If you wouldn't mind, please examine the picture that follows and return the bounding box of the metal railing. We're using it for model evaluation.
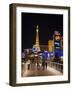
[48,61,63,73]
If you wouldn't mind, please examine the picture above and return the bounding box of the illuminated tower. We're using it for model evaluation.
[35,25,40,51]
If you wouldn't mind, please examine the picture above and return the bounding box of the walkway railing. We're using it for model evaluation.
[48,61,63,73]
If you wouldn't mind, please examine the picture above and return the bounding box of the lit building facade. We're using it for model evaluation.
[54,31,63,57]
[48,40,54,52]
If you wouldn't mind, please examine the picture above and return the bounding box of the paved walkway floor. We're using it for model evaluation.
[22,64,63,77]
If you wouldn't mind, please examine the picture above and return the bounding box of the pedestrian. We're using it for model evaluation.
[45,61,47,69]
[27,59,30,70]
[42,61,45,70]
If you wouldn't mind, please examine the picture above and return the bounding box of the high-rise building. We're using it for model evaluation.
[48,40,54,52]
[54,31,61,50]
[54,31,63,57]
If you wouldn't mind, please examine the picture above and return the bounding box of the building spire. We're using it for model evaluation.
[36,25,39,32]
[35,25,40,51]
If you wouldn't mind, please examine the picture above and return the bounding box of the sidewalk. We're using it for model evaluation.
[22,64,63,77]
[47,66,63,75]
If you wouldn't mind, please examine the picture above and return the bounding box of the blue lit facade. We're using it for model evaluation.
[54,31,63,57]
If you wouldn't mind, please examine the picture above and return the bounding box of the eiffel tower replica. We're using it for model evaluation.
[35,25,40,52]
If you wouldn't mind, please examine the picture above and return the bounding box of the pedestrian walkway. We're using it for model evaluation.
[22,64,63,77]
[47,66,62,75]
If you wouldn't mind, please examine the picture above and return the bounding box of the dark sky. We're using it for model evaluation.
[22,12,63,50]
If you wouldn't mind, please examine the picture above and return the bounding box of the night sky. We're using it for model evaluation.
[22,12,63,51]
